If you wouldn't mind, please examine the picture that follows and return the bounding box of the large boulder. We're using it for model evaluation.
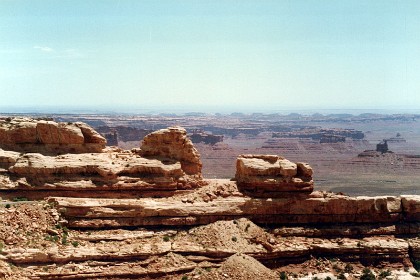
[235,154,313,196]
[140,127,202,175]
[0,118,106,154]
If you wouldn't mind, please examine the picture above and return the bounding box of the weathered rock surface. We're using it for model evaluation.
[1,217,415,279]
[0,122,205,195]
[0,118,106,154]
[140,126,202,175]
[46,182,418,228]
[235,154,313,195]
[2,149,201,194]
[0,149,20,169]
[401,195,420,222]
[0,120,418,279]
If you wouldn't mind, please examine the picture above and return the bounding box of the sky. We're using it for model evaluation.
[1,0,420,113]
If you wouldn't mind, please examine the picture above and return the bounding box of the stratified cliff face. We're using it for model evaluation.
[235,154,313,196]
[0,118,106,154]
[0,119,419,280]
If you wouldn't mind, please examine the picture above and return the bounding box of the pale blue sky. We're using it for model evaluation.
[1,0,420,112]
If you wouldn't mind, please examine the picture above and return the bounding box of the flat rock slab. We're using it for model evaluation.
[48,193,415,228]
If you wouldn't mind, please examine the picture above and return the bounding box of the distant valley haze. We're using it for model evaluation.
[1,0,420,113]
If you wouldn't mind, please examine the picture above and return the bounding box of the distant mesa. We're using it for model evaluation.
[96,126,153,147]
[376,140,389,153]
[358,139,394,157]
[385,133,407,143]
[319,134,346,143]
[272,127,364,143]
[190,129,223,145]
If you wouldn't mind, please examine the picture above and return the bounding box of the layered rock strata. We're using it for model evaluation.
[1,216,417,279]
[235,154,313,195]
[0,119,419,278]
[0,118,106,154]
[48,184,419,228]
[5,150,200,192]
[0,120,203,196]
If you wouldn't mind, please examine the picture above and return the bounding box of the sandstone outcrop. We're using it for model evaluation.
[0,119,419,279]
[140,126,202,175]
[0,150,202,196]
[0,120,204,196]
[235,154,313,195]
[1,213,416,279]
[0,118,106,154]
[0,149,20,169]
[46,182,418,228]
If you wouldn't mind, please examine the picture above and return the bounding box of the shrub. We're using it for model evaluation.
[12,197,28,202]
[378,270,391,279]
[71,241,79,247]
[61,233,68,245]
[163,236,170,242]
[414,259,420,271]
[245,223,251,232]
[5,204,11,209]
[280,271,288,280]
[337,272,346,280]
[181,276,188,280]
[344,263,353,273]
[361,268,376,280]
[231,236,237,242]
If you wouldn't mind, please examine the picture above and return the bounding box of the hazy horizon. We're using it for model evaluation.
[1,1,420,111]
[1,104,420,116]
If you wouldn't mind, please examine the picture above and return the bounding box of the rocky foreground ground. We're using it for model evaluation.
[0,118,419,279]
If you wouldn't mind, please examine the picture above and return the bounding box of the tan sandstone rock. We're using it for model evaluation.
[6,150,200,192]
[140,126,202,175]
[48,188,409,228]
[0,118,106,154]
[401,195,420,222]
[235,154,313,195]
[0,149,21,169]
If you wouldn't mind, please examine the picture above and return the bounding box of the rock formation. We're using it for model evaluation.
[235,154,313,195]
[140,126,202,175]
[0,117,106,154]
[190,130,224,145]
[48,189,420,228]
[0,118,418,279]
[0,119,203,196]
